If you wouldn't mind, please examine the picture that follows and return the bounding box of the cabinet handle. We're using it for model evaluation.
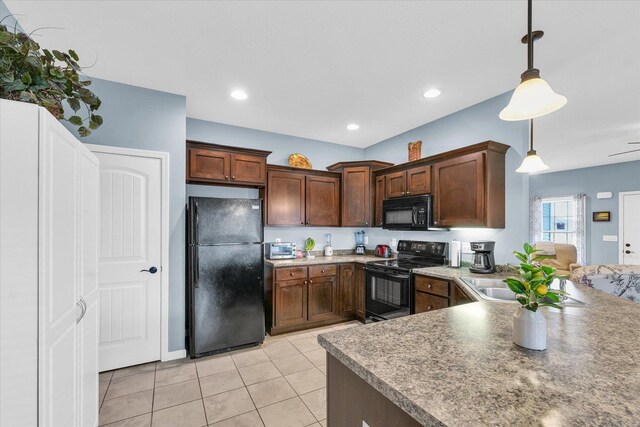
[290,272,295,276]
[401,191,405,195]
[306,221,310,225]
[427,305,432,311]
[321,269,325,273]
[232,176,236,180]
[406,191,410,195]
[304,280,308,285]
[309,279,313,283]
[300,221,304,225]
[225,175,229,180]
[365,222,368,225]
[427,284,432,289]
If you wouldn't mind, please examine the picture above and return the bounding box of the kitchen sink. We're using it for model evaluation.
[462,278,586,307]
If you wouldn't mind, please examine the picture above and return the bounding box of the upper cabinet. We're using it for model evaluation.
[374,141,509,229]
[382,165,431,199]
[433,145,506,228]
[186,140,271,187]
[266,165,341,227]
[326,161,393,227]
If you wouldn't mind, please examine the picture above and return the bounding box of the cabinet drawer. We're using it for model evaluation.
[414,275,449,297]
[276,267,308,281]
[309,264,337,278]
[414,291,449,313]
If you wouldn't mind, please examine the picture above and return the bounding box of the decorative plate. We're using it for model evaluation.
[288,153,312,169]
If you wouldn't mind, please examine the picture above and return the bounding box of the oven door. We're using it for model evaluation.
[365,268,411,321]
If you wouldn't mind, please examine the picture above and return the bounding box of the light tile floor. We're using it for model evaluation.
[99,321,360,426]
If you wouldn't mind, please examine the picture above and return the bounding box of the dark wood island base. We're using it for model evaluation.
[326,354,423,427]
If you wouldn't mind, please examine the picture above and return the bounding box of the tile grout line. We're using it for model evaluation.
[149,362,157,426]
[216,355,264,426]
[194,357,211,427]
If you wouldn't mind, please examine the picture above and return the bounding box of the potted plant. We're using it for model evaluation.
[504,243,567,350]
[0,19,102,136]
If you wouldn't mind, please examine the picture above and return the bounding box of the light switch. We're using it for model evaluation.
[603,235,618,242]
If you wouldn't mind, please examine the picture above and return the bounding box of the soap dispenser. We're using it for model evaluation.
[324,233,333,257]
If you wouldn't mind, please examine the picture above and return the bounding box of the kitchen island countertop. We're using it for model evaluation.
[318,266,640,426]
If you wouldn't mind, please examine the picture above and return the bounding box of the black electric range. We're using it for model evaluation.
[364,240,448,322]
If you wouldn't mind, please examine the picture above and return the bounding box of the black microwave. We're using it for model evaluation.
[382,195,445,231]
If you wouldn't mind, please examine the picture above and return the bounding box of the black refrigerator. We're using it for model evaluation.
[187,197,265,358]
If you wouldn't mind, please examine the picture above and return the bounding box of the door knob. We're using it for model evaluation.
[626,243,631,247]
[141,266,158,274]
[625,250,634,254]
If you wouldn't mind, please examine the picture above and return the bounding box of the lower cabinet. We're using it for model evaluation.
[355,264,366,321]
[413,274,477,314]
[266,263,360,335]
[308,276,337,322]
[274,279,308,328]
[338,264,356,317]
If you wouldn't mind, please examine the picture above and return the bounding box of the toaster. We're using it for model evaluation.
[374,244,392,258]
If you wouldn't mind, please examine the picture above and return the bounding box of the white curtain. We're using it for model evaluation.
[573,193,587,265]
[529,197,543,244]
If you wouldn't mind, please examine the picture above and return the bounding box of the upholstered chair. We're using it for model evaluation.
[534,242,581,277]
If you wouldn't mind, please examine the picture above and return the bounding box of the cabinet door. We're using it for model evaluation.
[39,112,80,426]
[267,171,306,226]
[78,149,100,427]
[406,165,431,196]
[230,153,266,185]
[385,171,406,198]
[308,276,337,322]
[306,175,340,226]
[433,152,485,227]
[188,148,231,182]
[454,284,474,306]
[414,291,449,313]
[355,265,366,321]
[374,175,385,227]
[338,264,356,317]
[275,280,308,327]
[342,167,371,226]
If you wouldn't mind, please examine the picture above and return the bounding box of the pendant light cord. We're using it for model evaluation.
[529,119,534,153]
[527,0,533,71]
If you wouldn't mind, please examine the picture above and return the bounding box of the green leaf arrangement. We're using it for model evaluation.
[504,243,568,312]
[0,18,102,136]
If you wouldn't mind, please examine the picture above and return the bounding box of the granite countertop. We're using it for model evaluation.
[265,254,393,267]
[318,266,640,426]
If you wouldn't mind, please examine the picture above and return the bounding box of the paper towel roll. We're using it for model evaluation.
[450,240,461,268]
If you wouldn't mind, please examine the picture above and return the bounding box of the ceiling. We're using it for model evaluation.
[4,1,640,172]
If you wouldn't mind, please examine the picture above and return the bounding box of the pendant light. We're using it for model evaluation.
[500,0,567,121]
[516,119,549,173]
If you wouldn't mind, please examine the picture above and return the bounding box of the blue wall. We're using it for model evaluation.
[364,92,530,264]
[530,160,640,264]
[61,79,187,352]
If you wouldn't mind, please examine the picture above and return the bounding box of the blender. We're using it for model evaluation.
[355,230,366,255]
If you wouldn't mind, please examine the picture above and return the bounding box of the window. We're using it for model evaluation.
[540,197,576,244]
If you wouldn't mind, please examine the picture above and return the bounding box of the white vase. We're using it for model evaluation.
[512,307,547,350]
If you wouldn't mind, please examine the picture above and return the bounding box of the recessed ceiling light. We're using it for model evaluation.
[347,123,360,131]
[422,88,441,99]
[230,89,248,100]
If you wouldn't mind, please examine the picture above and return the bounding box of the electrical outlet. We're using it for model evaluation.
[603,235,618,242]
[461,242,472,253]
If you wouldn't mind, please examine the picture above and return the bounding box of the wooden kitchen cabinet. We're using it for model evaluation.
[405,165,431,196]
[266,166,341,227]
[414,274,451,314]
[266,263,357,335]
[305,175,340,226]
[453,283,475,306]
[275,279,308,328]
[415,291,449,313]
[433,143,507,228]
[308,276,337,322]
[374,175,385,227]
[326,161,393,227]
[385,171,406,198]
[338,264,356,317]
[355,264,366,321]
[186,141,270,187]
[267,170,306,226]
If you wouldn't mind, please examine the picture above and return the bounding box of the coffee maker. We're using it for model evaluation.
[469,241,496,274]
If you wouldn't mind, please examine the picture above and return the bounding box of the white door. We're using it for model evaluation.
[621,192,640,265]
[39,112,80,426]
[92,148,163,371]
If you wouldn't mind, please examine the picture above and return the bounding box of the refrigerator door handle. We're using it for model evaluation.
[193,201,199,245]
[193,246,200,288]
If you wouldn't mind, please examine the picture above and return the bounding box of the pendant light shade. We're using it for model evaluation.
[500,0,566,122]
[499,75,567,121]
[516,150,549,173]
[516,119,549,174]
